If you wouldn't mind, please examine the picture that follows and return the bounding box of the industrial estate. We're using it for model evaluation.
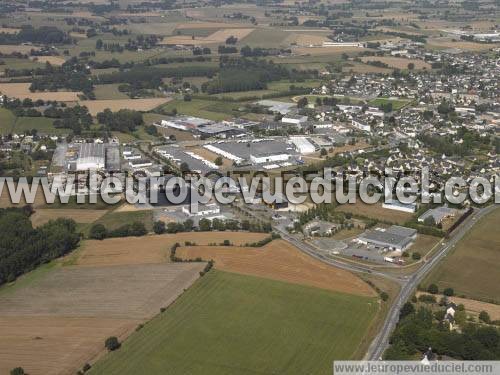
[0,0,499,374]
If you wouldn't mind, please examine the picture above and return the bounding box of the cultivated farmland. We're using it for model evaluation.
[162,28,254,45]
[0,316,138,375]
[0,263,204,375]
[80,98,171,115]
[360,56,431,70]
[73,232,269,267]
[90,270,379,375]
[176,239,376,296]
[0,83,81,102]
[423,207,500,303]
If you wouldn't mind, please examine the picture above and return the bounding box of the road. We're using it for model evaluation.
[365,204,498,360]
[239,202,497,360]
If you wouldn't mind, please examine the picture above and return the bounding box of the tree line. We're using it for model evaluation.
[0,25,72,45]
[0,207,80,285]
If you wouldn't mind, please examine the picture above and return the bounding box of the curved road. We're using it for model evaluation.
[365,205,498,360]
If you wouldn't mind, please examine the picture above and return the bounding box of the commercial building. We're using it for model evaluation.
[182,202,221,217]
[282,114,308,126]
[352,118,371,133]
[76,143,105,171]
[418,206,457,224]
[105,146,121,172]
[382,200,417,213]
[256,100,296,114]
[159,116,212,131]
[204,139,300,166]
[129,159,153,169]
[289,136,316,154]
[155,145,218,174]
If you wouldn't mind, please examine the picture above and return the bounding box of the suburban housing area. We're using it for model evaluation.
[0,0,499,374]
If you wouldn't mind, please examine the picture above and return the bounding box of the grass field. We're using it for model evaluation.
[93,84,130,100]
[423,207,500,303]
[160,99,235,121]
[90,270,379,375]
[369,97,411,111]
[177,239,376,296]
[0,108,16,133]
[30,209,107,228]
[87,209,154,234]
[0,112,63,135]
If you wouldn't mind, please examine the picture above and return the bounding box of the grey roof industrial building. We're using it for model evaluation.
[155,145,218,174]
[358,225,417,251]
[204,139,299,165]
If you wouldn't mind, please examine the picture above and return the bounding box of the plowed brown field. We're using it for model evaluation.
[0,316,138,375]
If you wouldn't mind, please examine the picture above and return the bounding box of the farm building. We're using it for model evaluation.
[358,225,417,252]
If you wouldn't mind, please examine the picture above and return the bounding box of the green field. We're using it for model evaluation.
[160,99,237,121]
[87,209,154,234]
[368,98,411,111]
[0,109,66,135]
[93,84,130,100]
[424,207,500,303]
[90,270,378,375]
[0,108,16,133]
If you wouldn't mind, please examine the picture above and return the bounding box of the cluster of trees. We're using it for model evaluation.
[0,207,80,285]
[30,70,92,94]
[48,106,93,134]
[201,58,289,94]
[89,222,148,240]
[418,133,470,157]
[193,47,211,55]
[386,302,500,360]
[96,109,143,132]
[0,25,71,44]
[240,46,276,57]
[95,35,161,53]
[152,219,193,234]
[218,45,237,54]
[97,65,217,90]
[152,217,272,234]
[28,58,93,96]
